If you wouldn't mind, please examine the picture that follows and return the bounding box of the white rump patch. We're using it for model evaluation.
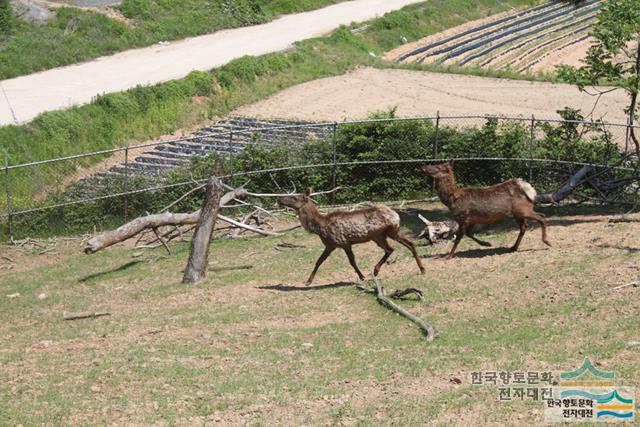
[515,178,537,202]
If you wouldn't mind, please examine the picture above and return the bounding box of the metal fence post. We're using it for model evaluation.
[332,122,338,205]
[123,140,129,222]
[434,111,440,159]
[529,114,535,182]
[432,111,441,195]
[229,130,234,180]
[625,116,631,155]
[4,152,13,239]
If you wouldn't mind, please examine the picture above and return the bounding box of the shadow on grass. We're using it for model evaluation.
[423,246,549,259]
[78,260,143,283]
[257,282,356,292]
[398,203,616,237]
[596,243,640,254]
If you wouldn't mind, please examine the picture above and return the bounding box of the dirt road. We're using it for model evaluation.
[0,0,425,126]
[234,67,629,122]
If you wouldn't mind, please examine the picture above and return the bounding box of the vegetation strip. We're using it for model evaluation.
[0,0,544,211]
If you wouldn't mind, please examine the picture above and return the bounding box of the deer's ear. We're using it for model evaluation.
[304,187,312,197]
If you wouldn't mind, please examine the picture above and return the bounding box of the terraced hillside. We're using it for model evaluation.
[66,117,330,199]
[393,0,602,72]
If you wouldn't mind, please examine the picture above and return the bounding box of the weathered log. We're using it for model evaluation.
[182,178,223,284]
[535,165,594,204]
[84,212,200,254]
[84,187,250,254]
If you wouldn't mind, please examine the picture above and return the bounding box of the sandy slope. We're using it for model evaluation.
[234,67,629,122]
[0,0,425,126]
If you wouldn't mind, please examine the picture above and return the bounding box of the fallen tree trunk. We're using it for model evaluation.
[535,165,594,204]
[84,187,249,254]
[183,178,222,284]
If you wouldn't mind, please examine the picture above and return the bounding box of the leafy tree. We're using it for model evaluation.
[558,0,640,154]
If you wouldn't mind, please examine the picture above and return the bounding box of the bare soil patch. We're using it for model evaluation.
[234,67,629,122]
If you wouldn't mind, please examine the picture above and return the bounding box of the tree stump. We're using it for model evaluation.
[182,178,223,284]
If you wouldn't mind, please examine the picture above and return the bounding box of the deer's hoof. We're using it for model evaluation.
[510,246,519,252]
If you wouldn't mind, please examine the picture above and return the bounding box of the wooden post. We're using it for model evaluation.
[182,177,223,284]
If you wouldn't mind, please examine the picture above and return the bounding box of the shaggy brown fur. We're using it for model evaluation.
[423,161,551,259]
[278,189,425,284]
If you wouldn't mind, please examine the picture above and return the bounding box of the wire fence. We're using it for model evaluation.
[1,114,638,239]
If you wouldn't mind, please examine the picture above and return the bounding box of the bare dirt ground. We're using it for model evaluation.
[529,37,593,73]
[234,67,629,122]
[1,202,639,424]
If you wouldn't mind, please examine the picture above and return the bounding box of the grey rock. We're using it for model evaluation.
[10,0,55,26]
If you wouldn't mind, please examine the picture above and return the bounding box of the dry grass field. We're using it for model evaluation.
[1,201,639,425]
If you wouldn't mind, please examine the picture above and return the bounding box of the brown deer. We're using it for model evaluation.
[422,161,551,259]
[278,189,425,284]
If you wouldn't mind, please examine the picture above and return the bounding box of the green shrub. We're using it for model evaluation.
[0,0,12,35]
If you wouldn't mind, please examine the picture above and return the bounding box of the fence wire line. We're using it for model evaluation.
[1,156,633,219]
[2,115,638,172]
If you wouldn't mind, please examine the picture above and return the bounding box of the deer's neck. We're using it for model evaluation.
[434,173,458,209]
[298,203,327,236]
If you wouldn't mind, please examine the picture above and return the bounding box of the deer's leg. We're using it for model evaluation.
[511,217,527,251]
[372,237,394,277]
[465,225,492,247]
[445,223,465,259]
[343,245,365,281]
[526,212,551,247]
[306,246,334,285]
[389,232,426,274]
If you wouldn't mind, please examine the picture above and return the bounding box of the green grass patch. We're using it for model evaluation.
[1,203,638,424]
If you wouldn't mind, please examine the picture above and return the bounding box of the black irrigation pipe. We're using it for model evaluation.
[480,17,594,68]
[519,33,592,72]
[396,0,562,62]
[1,157,633,219]
[416,0,601,64]
[456,3,602,66]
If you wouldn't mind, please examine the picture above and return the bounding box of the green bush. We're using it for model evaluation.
[3,113,624,239]
[0,0,11,35]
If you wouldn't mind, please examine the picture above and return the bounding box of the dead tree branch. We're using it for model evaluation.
[536,165,594,204]
[358,271,434,341]
[63,311,111,320]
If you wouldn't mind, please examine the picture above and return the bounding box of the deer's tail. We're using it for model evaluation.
[515,178,537,203]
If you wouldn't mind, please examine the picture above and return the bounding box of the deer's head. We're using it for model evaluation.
[422,160,454,178]
[278,188,313,211]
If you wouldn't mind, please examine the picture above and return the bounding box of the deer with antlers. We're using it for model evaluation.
[278,189,425,284]
[423,161,551,259]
